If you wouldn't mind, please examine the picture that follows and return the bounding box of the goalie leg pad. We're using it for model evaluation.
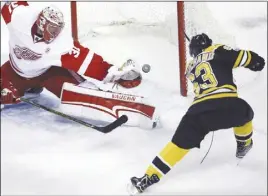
[60,83,157,128]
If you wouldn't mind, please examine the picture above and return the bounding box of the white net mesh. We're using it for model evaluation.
[75,2,236,46]
[184,3,236,56]
[75,2,177,43]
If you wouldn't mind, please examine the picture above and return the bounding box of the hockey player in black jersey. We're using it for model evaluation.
[129,33,265,194]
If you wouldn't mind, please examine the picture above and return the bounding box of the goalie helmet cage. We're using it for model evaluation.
[70,1,235,97]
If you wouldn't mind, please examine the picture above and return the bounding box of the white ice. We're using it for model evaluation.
[1,2,267,195]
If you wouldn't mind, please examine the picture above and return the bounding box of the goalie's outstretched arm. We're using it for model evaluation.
[61,41,142,89]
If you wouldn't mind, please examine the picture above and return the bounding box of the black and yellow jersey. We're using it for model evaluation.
[186,44,254,105]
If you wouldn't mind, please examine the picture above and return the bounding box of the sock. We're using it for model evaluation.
[234,121,253,145]
[145,142,189,179]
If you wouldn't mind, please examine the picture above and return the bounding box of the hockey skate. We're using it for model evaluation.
[236,139,253,159]
[128,174,159,195]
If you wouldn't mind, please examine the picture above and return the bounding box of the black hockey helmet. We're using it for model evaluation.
[189,33,212,57]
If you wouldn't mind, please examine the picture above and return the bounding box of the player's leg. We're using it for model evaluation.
[129,98,254,193]
[39,66,85,98]
[233,121,253,158]
[60,82,157,129]
[36,66,156,128]
[24,66,85,98]
[232,99,254,158]
[188,97,254,159]
[1,61,33,108]
[187,98,254,158]
[130,102,227,193]
[193,98,254,158]
[129,114,198,193]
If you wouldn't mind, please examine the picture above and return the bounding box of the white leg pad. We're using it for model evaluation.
[60,83,158,129]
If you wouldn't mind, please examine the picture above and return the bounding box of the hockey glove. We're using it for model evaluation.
[103,59,142,88]
[116,75,142,88]
[247,52,265,71]
[1,81,21,105]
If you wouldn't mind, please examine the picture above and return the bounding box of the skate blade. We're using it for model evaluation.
[236,147,253,166]
[126,183,140,195]
[236,157,243,166]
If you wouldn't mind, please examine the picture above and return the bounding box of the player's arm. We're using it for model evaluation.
[61,41,142,88]
[217,45,265,71]
[61,41,112,81]
[1,1,29,25]
[232,48,265,71]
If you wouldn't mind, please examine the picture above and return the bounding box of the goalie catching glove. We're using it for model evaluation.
[103,59,142,88]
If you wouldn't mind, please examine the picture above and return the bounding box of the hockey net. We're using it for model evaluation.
[69,2,236,97]
[25,2,234,97]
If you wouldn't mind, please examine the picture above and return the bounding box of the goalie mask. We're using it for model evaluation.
[189,33,212,57]
[36,6,65,43]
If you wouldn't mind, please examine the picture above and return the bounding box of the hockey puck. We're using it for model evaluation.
[142,64,151,73]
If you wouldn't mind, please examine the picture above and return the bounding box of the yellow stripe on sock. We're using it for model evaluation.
[159,142,189,167]
[145,142,189,179]
[233,121,253,136]
[245,139,252,146]
[146,165,163,178]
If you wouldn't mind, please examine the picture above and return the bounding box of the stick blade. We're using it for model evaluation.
[99,115,128,133]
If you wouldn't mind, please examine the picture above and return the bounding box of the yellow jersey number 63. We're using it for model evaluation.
[188,62,218,96]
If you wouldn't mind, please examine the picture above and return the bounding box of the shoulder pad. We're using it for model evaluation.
[204,44,223,53]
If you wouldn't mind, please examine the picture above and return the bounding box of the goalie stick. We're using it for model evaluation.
[20,97,128,133]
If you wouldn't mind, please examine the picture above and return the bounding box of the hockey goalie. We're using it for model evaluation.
[0,2,157,128]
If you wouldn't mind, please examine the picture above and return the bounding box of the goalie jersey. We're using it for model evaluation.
[186,44,257,105]
[1,2,112,81]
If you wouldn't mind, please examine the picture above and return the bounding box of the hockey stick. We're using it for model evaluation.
[184,31,190,42]
[20,97,128,133]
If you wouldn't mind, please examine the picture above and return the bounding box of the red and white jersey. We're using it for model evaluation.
[2,1,73,78]
[61,41,112,81]
[2,1,112,81]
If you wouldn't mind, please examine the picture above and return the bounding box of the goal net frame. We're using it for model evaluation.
[70,1,193,97]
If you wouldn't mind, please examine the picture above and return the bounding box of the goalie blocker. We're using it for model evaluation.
[60,83,158,129]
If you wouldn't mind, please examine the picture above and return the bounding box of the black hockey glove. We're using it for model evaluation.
[247,52,265,71]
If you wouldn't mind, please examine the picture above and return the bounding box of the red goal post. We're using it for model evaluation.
[177,2,187,97]
[70,1,78,43]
